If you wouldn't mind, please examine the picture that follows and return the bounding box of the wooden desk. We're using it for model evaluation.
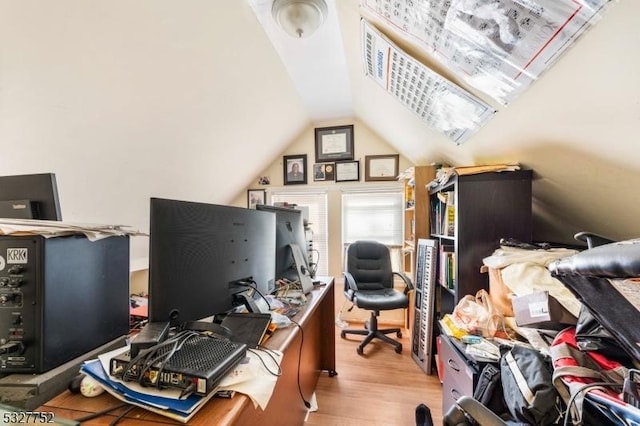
[39,277,336,425]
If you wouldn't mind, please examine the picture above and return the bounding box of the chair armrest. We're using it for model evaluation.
[444,395,507,426]
[392,271,414,295]
[574,231,616,248]
[342,271,358,301]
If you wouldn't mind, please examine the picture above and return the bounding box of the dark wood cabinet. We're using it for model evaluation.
[427,170,532,401]
[429,170,533,314]
[410,169,532,378]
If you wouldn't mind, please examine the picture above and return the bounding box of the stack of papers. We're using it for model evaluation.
[0,218,146,241]
[81,345,282,423]
[81,359,209,423]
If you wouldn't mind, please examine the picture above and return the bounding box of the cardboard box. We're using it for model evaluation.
[512,291,577,330]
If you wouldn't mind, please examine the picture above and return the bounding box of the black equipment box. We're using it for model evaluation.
[110,334,247,396]
[0,234,130,373]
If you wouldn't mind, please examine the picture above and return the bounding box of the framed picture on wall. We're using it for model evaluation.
[365,154,399,181]
[323,163,335,181]
[335,160,359,182]
[247,189,265,209]
[314,125,354,162]
[313,163,327,181]
[283,154,307,185]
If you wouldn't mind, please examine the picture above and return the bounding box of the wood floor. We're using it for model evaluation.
[306,321,443,426]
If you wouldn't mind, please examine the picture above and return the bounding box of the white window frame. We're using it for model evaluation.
[341,184,404,271]
[267,189,329,278]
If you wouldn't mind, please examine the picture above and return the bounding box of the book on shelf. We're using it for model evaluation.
[431,191,455,236]
[430,198,441,235]
[441,192,455,237]
[405,182,414,208]
[439,244,455,290]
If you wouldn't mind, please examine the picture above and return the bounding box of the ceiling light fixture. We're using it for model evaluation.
[271,0,328,39]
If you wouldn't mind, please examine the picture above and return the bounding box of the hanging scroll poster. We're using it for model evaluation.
[361,0,612,105]
[361,19,496,144]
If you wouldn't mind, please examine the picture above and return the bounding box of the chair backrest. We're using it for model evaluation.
[345,240,393,291]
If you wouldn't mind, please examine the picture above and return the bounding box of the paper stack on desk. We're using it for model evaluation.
[80,345,282,423]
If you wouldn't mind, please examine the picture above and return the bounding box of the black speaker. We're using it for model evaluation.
[0,234,130,373]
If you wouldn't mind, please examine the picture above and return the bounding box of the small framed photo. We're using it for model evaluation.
[283,154,307,185]
[313,163,327,181]
[365,154,399,181]
[247,189,266,209]
[314,125,354,163]
[335,160,360,182]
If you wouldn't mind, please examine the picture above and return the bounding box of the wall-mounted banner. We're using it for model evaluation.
[361,19,496,144]
[361,0,613,106]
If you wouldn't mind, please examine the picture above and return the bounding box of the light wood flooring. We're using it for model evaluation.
[306,320,443,425]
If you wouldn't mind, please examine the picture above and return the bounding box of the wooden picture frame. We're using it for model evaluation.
[283,154,307,185]
[365,154,399,181]
[335,160,359,182]
[314,125,354,163]
[247,189,266,209]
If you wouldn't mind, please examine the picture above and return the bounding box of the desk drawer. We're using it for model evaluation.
[440,335,476,415]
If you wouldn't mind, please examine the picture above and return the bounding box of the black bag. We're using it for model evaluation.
[500,345,564,425]
[473,363,508,419]
[575,306,632,364]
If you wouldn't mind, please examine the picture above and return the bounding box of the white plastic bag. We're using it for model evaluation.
[451,289,502,338]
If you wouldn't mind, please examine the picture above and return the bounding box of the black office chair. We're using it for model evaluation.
[341,240,413,355]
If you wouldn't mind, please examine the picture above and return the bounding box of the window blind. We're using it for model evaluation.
[341,189,404,246]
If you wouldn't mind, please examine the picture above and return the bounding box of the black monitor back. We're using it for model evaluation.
[148,198,276,326]
[0,173,62,220]
[256,204,308,281]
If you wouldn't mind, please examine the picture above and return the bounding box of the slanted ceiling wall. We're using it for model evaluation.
[0,1,639,271]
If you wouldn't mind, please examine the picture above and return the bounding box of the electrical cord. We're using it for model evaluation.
[289,318,311,409]
[308,249,320,278]
[138,331,200,390]
[249,347,283,377]
[75,402,129,423]
[109,406,136,426]
[121,330,204,392]
[235,278,272,310]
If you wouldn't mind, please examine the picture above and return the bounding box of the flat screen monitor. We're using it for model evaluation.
[0,173,62,220]
[255,204,310,281]
[148,198,276,326]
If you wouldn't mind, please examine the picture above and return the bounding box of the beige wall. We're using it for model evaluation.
[232,118,415,325]
[231,118,413,275]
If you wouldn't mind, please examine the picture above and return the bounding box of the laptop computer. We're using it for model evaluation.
[221,312,272,348]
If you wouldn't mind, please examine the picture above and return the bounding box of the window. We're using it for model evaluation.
[342,189,404,245]
[342,188,404,271]
[268,190,328,277]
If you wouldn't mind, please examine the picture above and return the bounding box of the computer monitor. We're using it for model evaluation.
[0,173,62,220]
[148,198,276,326]
[255,204,310,281]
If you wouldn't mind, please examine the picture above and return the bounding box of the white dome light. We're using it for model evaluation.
[272,0,328,38]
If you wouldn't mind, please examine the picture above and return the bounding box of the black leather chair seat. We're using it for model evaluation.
[353,288,408,311]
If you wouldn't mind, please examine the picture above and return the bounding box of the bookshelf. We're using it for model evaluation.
[400,165,437,281]
[427,169,532,375]
[400,165,436,330]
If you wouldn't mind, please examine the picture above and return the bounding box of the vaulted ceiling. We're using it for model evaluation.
[1,0,638,263]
